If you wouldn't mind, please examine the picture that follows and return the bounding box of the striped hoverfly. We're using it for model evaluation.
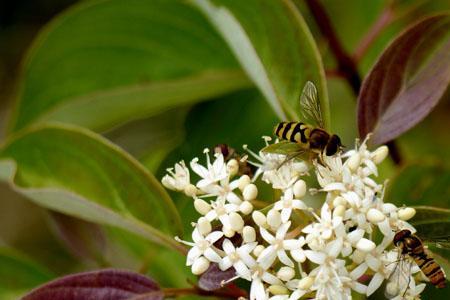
[263,81,342,161]
[385,229,446,298]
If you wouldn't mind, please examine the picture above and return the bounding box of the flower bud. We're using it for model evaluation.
[184,184,198,197]
[277,266,295,281]
[243,226,256,243]
[267,210,282,228]
[297,276,314,290]
[398,207,416,221]
[371,145,389,164]
[268,285,288,295]
[238,175,251,190]
[352,249,365,264]
[191,257,210,275]
[226,159,239,176]
[243,184,258,201]
[252,211,267,227]
[240,201,253,215]
[333,196,346,207]
[229,212,244,232]
[366,208,385,223]
[293,180,307,198]
[194,198,211,215]
[253,245,265,257]
[347,152,361,172]
[222,226,235,238]
[197,217,211,235]
[333,205,346,218]
[382,203,397,214]
[356,238,376,252]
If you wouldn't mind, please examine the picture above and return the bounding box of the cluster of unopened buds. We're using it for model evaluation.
[162,137,422,300]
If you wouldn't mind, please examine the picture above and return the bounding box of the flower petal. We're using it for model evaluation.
[305,250,326,264]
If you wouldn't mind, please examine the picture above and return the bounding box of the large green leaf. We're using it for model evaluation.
[0,247,53,299]
[8,0,250,132]
[386,163,450,208]
[190,0,329,128]
[0,124,184,253]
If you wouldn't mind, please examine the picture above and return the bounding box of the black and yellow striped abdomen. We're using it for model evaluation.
[274,122,312,144]
[410,249,446,288]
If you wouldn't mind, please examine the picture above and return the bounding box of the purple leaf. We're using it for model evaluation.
[357,14,450,145]
[22,269,163,300]
[198,263,236,291]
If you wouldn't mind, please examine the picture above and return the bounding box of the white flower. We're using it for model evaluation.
[163,136,427,299]
[176,229,223,266]
[200,176,242,204]
[205,198,239,228]
[258,221,300,268]
[219,239,257,280]
[249,263,282,300]
[162,160,191,191]
[191,150,228,188]
[243,141,286,181]
[303,203,338,248]
[334,218,365,257]
[355,242,398,296]
[274,189,307,223]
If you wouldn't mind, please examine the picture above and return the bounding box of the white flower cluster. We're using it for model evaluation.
[162,137,422,300]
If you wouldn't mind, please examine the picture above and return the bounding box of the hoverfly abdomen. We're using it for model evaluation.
[274,122,311,146]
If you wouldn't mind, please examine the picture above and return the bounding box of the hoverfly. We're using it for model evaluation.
[386,229,446,298]
[263,81,342,160]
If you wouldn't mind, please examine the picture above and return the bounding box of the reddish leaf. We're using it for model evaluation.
[22,269,163,300]
[358,14,450,145]
[198,263,236,291]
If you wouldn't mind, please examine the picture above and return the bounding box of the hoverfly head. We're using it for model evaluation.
[393,229,411,247]
[325,134,342,156]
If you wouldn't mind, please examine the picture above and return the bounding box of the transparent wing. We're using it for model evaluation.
[385,255,414,299]
[417,234,450,249]
[299,81,324,128]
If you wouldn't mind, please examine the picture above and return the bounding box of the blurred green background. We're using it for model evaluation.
[0,0,449,299]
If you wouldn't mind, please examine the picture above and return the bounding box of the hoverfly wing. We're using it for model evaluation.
[299,81,324,129]
[416,234,450,249]
[384,255,414,299]
[261,141,304,156]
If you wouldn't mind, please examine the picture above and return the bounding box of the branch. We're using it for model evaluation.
[305,0,361,94]
[305,0,402,165]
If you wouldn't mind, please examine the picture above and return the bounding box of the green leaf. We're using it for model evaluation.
[105,108,189,172]
[411,206,450,224]
[0,247,53,299]
[0,124,184,254]
[9,0,250,132]
[386,163,450,208]
[190,0,329,127]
